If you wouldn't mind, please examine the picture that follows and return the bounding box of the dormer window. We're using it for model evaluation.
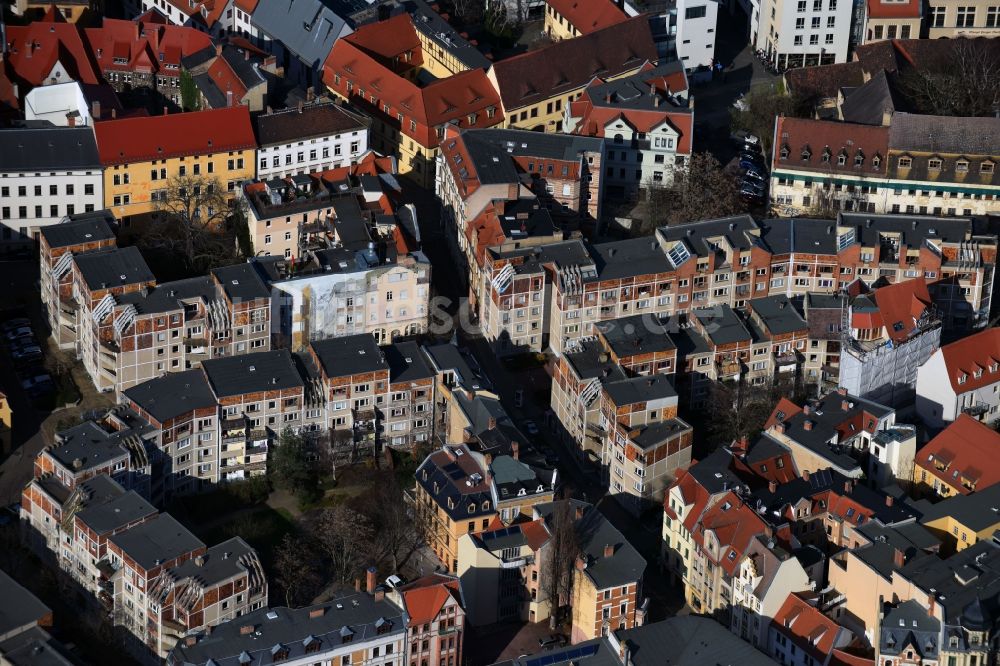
[974,369,983,379]
[468,503,475,514]
[872,154,881,170]
[956,159,969,173]
[822,148,831,163]
[837,152,847,166]
[982,161,995,174]
[928,158,943,171]
[467,113,478,125]
[854,151,864,166]
[481,501,490,510]
[959,373,968,385]
[780,145,790,159]
[898,156,912,168]
[991,363,998,373]
[800,147,811,161]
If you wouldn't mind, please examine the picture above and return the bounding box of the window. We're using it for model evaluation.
[811,16,820,27]
[795,17,804,28]
[898,156,912,169]
[931,5,946,25]
[988,5,1000,25]
[685,5,707,17]
[928,158,943,171]
[957,6,975,25]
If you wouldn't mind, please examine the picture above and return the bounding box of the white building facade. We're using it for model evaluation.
[0,127,104,251]
[255,104,370,180]
[754,0,853,67]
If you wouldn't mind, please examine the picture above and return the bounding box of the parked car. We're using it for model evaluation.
[539,634,567,650]
[744,169,768,185]
[6,326,32,342]
[739,155,765,171]
[1,318,30,333]
[11,345,42,365]
[741,188,766,204]
[522,420,540,436]
[21,373,53,394]
[731,130,761,147]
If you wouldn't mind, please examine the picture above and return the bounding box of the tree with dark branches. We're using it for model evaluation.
[312,504,375,586]
[353,474,426,574]
[542,501,581,629]
[273,533,324,606]
[148,174,239,273]
[638,152,745,233]
[897,39,1000,118]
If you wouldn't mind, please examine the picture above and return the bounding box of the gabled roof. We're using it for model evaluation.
[0,126,101,172]
[93,106,255,165]
[772,592,852,663]
[889,112,1000,156]
[937,327,1000,394]
[872,277,932,344]
[917,415,1000,495]
[5,21,102,87]
[84,17,212,75]
[774,117,889,176]
[255,102,367,147]
[545,0,628,34]
[866,0,921,19]
[251,0,353,67]
[490,17,656,110]
[690,491,770,576]
[399,574,462,627]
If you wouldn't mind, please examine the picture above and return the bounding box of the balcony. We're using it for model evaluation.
[500,555,534,569]
[773,351,800,371]
[716,358,743,380]
[962,403,990,419]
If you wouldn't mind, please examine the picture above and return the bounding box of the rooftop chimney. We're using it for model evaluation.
[605,91,612,103]
[298,100,304,113]
[769,480,778,493]
[575,555,587,571]
[803,420,813,431]
[487,416,497,430]
[803,404,811,415]
[844,480,853,493]
[366,566,377,594]
[803,470,810,481]
[163,106,169,116]
[511,442,519,460]
[842,400,850,411]
[309,608,325,619]
[885,495,894,507]
[67,114,76,127]
[185,636,197,647]
[575,505,585,520]
[374,589,385,602]
[239,625,255,635]
[215,43,223,56]
[111,108,117,119]
[604,543,615,558]
[91,100,101,119]
[837,387,848,396]
[355,578,361,592]
[892,548,904,568]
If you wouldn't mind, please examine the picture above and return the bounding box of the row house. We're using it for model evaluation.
[253,102,369,180]
[802,293,846,385]
[771,116,1000,218]
[20,470,267,660]
[122,0,230,35]
[770,592,868,666]
[919,482,1000,555]
[93,106,256,221]
[838,278,941,411]
[181,40,276,112]
[488,17,657,134]
[564,61,693,200]
[861,0,921,42]
[84,14,212,107]
[916,327,1000,429]
[391,573,466,666]
[323,13,503,188]
[911,414,1000,500]
[0,125,103,252]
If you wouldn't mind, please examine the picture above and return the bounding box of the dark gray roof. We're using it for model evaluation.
[423,343,488,391]
[841,70,905,126]
[749,295,808,336]
[117,276,216,315]
[604,375,677,407]
[73,246,154,291]
[255,103,367,147]
[805,293,847,310]
[108,513,204,571]
[401,0,491,70]
[896,541,1000,629]
[889,112,1000,155]
[616,615,781,666]
[123,370,218,423]
[459,128,603,185]
[311,333,387,378]
[170,592,406,666]
[585,61,690,113]
[0,625,79,666]
[48,421,130,472]
[919,483,1000,533]
[837,212,975,247]
[595,315,676,358]
[492,638,616,666]
[629,419,690,451]
[658,215,762,260]
[536,500,646,589]
[565,340,628,383]
[251,0,353,68]
[167,537,259,586]
[384,341,435,384]
[415,446,493,521]
[76,488,157,536]
[879,599,939,658]
[193,72,228,109]
[590,236,671,281]
[0,126,100,172]
[760,217,839,255]
[693,305,752,345]
[201,350,304,398]
[212,263,271,302]
[491,455,554,501]
[0,569,51,637]
[38,210,116,248]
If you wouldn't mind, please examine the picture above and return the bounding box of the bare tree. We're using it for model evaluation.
[273,533,324,606]
[313,504,375,586]
[639,153,744,233]
[542,502,581,629]
[149,174,239,273]
[730,84,807,158]
[357,475,426,574]
[898,40,1000,118]
[705,380,777,445]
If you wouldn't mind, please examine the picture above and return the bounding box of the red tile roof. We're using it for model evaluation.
[545,0,628,34]
[690,491,770,576]
[94,106,255,165]
[867,0,921,18]
[774,117,889,176]
[772,593,850,664]
[872,277,931,343]
[234,0,259,12]
[765,397,804,430]
[938,327,1000,394]
[323,22,502,149]
[917,414,1000,495]
[5,21,102,87]
[84,18,212,75]
[490,17,656,111]
[572,106,693,154]
[400,574,462,627]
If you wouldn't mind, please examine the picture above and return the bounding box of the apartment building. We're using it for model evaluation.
[926,0,1000,36]
[323,12,502,188]
[414,444,555,573]
[564,61,692,199]
[169,580,411,666]
[861,0,921,42]
[913,415,1000,499]
[753,0,853,67]
[543,0,627,40]
[121,0,230,34]
[84,15,212,106]
[0,567,72,665]
[916,327,1000,429]
[21,469,267,660]
[489,17,657,134]
[93,106,256,221]
[181,41,275,112]
[0,126,103,251]
[771,115,1000,217]
[383,341,437,448]
[802,293,845,385]
[458,516,553,625]
[769,592,865,666]
[839,278,941,411]
[763,390,915,484]
[391,574,466,666]
[876,600,941,666]
[919,483,1000,554]
[254,102,370,180]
